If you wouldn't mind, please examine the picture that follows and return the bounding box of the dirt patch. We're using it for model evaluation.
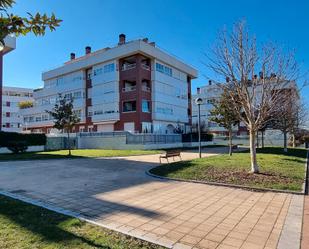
[200,167,296,186]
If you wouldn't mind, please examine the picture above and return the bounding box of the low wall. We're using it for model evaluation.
[45,136,77,151]
[77,134,214,150]
[0,145,45,154]
[77,134,144,150]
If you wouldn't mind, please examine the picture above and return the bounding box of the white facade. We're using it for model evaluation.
[2,86,33,132]
[192,79,299,136]
[191,81,238,135]
[22,36,197,134]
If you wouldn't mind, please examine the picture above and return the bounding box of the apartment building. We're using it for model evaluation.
[0,35,16,131]
[1,86,33,132]
[192,79,298,136]
[192,80,241,136]
[22,34,197,134]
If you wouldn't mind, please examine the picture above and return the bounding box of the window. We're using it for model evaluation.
[56,77,64,86]
[94,110,103,115]
[104,63,115,73]
[35,116,42,122]
[73,91,82,99]
[142,122,152,133]
[94,68,103,76]
[42,114,49,121]
[142,100,150,112]
[207,99,215,104]
[156,63,164,73]
[123,101,136,112]
[73,109,82,117]
[73,76,82,82]
[157,107,173,115]
[65,93,73,99]
[156,63,172,76]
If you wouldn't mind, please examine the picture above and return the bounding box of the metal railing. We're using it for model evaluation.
[122,86,136,92]
[141,64,150,70]
[77,131,182,145]
[126,133,182,144]
[142,85,151,92]
[121,63,136,71]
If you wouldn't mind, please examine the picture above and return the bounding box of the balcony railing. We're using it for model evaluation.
[122,86,136,92]
[141,64,150,70]
[121,63,136,71]
[142,85,151,92]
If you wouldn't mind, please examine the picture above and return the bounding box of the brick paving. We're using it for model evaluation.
[0,149,304,249]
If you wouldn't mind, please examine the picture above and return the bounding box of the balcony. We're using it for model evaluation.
[142,85,151,92]
[121,63,136,71]
[141,63,150,71]
[122,86,136,92]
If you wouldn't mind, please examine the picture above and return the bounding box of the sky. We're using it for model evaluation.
[3,0,309,103]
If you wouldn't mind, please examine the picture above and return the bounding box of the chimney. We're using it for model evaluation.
[85,46,91,55]
[209,80,212,86]
[70,53,75,60]
[149,42,155,47]
[197,87,201,94]
[118,34,126,45]
[142,38,149,43]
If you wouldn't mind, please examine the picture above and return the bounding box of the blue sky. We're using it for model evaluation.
[3,0,309,101]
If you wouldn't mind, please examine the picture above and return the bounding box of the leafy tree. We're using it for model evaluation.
[209,90,239,156]
[18,100,33,109]
[46,94,80,156]
[0,0,62,46]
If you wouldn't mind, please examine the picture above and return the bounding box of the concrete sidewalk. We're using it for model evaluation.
[0,148,304,249]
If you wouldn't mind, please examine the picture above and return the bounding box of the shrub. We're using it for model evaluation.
[182,133,213,142]
[18,101,34,109]
[7,141,28,154]
[0,131,46,147]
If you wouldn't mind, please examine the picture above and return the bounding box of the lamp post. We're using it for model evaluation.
[195,97,203,158]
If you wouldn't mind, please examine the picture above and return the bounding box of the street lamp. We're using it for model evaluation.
[195,97,203,158]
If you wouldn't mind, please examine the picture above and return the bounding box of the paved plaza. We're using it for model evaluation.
[0,148,304,249]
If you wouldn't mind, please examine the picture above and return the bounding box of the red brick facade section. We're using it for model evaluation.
[114,54,152,132]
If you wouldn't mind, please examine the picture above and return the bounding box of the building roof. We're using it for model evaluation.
[42,39,198,81]
[3,86,34,92]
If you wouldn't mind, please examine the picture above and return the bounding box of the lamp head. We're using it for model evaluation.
[195,97,203,105]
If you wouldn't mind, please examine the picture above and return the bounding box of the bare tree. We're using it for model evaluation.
[206,20,300,173]
[209,90,240,156]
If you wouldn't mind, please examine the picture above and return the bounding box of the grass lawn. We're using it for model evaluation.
[0,194,164,249]
[0,149,162,161]
[150,147,308,192]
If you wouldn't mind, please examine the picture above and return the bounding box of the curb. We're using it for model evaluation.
[146,158,308,195]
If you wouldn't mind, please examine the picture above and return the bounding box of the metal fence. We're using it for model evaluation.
[78,131,128,137]
[126,133,182,144]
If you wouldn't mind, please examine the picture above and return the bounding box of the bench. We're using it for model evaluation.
[159,150,182,164]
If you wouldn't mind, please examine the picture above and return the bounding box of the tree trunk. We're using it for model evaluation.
[249,129,259,173]
[292,133,296,148]
[256,131,259,148]
[228,128,233,156]
[283,131,288,153]
[261,130,264,148]
[67,131,71,156]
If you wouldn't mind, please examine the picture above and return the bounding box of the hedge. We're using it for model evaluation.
[0,131,46,147]
[182,133,213,143]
